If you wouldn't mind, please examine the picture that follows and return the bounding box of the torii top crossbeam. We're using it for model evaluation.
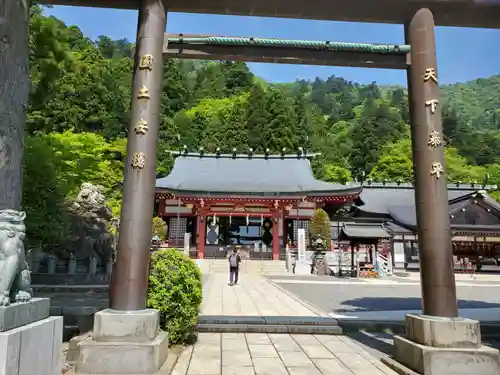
[41,0,500,29]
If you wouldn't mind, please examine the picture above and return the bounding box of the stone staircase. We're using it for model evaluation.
[201,259,287,274]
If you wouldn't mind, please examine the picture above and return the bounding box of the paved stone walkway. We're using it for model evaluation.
[194,273,401,375]
[172,333,399,375]
[201,274,324,317]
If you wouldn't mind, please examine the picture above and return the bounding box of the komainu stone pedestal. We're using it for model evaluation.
[391,314,500,375]
[0,298,63,375]
[74,309,169,374]
[294,261,311,275]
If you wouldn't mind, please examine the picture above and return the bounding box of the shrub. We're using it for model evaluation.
[309,208,331,251]
[152,216,167,240]
[147,249,203,344]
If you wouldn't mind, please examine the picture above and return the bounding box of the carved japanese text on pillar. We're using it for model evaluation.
[428,130,442,148]
[139,54,154,70]
[138,86,150,99]
[430,162,444,179]
[425,99,439,114]
[134,119,148,135]
[131,152,146,170]
[424,68,438,84]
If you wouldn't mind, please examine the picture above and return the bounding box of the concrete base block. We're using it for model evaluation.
[67,332,92,362]
[294,262,310,275]
[405,314,481,348]
[0,298,50,332]
[394,335,500,375]
[0,316,63,375]
[93,309,160,342]
[75,331,169,374]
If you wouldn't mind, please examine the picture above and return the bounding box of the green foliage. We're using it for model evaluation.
[21,8,500,253]
[152,217,167,240]
[23,135,72,250]
[309,209,331,250]
[369,138,488,184]
[323,164,352,184]
[147,249,203,345]
[22,131,125,249]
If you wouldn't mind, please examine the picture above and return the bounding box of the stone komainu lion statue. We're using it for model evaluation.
[73,182,107,212]
[0,209,32,306]
[67,183,114,265]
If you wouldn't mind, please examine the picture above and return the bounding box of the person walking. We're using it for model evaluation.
[228,249,241,286]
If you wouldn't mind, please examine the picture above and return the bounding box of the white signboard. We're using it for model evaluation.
[297,228,306,263]
[183,232,191,256]
[393,242,405,268]
[295,229,310,275]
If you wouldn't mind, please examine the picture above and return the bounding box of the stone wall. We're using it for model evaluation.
[29,256,113,285]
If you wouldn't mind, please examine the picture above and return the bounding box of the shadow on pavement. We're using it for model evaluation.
[337,297,500,312]
[346,330,395,357]
[345,328,500,360]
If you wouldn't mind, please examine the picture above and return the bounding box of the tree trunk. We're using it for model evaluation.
[0,0,29,210]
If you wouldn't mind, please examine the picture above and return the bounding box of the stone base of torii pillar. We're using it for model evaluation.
[382,314,500,375]
[70,309,169,374]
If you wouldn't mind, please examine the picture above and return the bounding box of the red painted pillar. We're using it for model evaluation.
[157,198,166,217]
[197,214,205,259]
[272,216,280,260]
[282,208,287,247]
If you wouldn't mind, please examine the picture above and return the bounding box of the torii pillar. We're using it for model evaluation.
[74,1,170,374]
[386,8,500,375]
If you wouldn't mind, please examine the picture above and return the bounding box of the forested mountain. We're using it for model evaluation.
[22,6,500,249]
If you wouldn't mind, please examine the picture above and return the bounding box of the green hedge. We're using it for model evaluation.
[147,249,203,344]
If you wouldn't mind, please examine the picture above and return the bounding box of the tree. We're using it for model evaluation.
[309,209,331,252]
[18,7,500,255]
[23,134,72,250]
[323,164,352,184]
[193,62,226,100]
[246,84,269,151]
[161,59,192,118]
[221,61,254,96]
[369,137,487,184]
[28,6,72,111]
[152,217,167,240]
[369,139,414,182]
[22,131,125,250]
[264,89,295,151]
[349,98,408,180]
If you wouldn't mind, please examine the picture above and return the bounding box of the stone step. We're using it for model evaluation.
[198,315,338,325]
[197,315,342,334]
[337,319,500,337]
[196,323,342,334]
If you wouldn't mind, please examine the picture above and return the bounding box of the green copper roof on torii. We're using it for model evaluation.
[166,37,410,54]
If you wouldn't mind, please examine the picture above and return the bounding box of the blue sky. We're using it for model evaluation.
[45,6,499,86]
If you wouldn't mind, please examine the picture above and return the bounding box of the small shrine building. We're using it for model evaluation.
[336,182,500,270]
[154,151,362,260]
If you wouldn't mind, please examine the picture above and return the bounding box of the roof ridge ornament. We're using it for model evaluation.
[297,147,303,159]
[165,149,321,159]
[281,147,286,159]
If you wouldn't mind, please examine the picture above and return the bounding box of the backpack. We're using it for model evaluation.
[229,254,238,267]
